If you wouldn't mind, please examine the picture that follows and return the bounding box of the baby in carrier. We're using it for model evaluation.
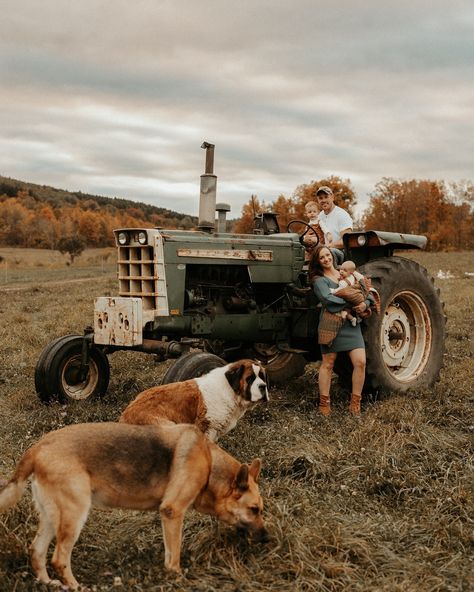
[330,260,372,326]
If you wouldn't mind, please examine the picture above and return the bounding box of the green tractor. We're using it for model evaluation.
[35,143,446,403]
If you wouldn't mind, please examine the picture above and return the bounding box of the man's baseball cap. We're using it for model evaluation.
[315,186,333,196]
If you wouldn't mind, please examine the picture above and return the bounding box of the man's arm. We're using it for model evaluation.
[328,227,351,249]
[324,207,353,249]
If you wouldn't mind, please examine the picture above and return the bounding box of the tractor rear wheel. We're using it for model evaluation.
[336,257,446,394]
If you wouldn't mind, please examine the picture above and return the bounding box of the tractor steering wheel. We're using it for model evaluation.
[286,220,321,248]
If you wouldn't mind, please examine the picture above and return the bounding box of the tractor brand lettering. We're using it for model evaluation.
[177,249,273,261]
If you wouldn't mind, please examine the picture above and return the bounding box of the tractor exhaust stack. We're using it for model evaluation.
[198,141,217,232]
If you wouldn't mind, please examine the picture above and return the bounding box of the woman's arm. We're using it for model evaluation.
[353,292,375,314]
[313,277,347,312]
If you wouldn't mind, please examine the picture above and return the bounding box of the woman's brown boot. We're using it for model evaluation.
[319,394,331,417]
[349,393,361,416]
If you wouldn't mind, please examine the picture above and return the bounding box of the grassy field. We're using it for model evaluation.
[0,248,473,591]
[0,247,116,286]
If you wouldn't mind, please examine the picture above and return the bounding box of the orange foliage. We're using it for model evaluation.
[234,195,265,234]
[0,191,159,249]
[1,177,472,251]
[0,197,34,246]
[235,177,473,251]
[362,179,474,251]
[271,194,297,231]
[293,176,357,218]
[236,177,357,235]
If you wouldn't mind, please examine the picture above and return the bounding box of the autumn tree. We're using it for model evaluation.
[2,173,472,251]
[234,177,358,236]
[78,210,103,247]
[448,180,474,207]
[270,194,297,232]
[292,176,358,219]
[362,178,474,251]
[234,195,265,234]
[57,236,86,264]
[0,197,32,246]
[445,181,474,250]
[0,176,199,249]
[29,205,59,248]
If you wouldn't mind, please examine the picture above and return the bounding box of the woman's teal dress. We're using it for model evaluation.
[313,276,372,354]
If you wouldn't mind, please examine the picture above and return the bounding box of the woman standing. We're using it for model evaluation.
[309,245,372,417]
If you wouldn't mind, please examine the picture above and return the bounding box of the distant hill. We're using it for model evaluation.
[0,175,197,227]
[0,175,198,248]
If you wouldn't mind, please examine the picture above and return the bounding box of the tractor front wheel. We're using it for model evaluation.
[35,335,110,403]
[160,351,226,384]
[251,344,306,383]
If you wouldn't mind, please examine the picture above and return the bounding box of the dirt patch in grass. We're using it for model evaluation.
[0,251,473,591]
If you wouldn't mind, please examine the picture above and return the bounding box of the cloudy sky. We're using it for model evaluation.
[1,0,473,218]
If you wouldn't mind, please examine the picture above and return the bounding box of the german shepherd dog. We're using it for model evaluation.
[0,422,267,590]
[120,359,269,442]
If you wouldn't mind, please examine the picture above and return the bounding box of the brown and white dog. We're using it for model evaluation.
[0,421,267,590]
[120,359,269,442]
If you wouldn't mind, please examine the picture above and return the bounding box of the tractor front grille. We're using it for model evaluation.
[116,232,169,317]
[118,245,157,311]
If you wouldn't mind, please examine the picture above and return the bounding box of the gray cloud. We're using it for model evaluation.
[1,0,473,218]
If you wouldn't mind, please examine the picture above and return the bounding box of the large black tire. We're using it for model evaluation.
[251,344,306,384]
[349,257,446,394]
[161,352,226,385]
[35,335,110,403]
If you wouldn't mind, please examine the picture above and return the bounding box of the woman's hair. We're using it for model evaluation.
[308,245,334,282]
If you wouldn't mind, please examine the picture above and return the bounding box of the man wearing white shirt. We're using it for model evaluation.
[315,186,353,263]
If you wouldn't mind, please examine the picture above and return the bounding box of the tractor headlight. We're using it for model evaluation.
[357,235,367,246]
[118,231,129,245]
[138,231,148,245]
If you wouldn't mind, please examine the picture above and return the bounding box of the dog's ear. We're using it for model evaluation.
[235,464,249,491]
[225,363,245,393]
[248,458,262,483]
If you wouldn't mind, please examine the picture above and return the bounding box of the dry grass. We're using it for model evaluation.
[0,249,473,591]
[0,247,116,286]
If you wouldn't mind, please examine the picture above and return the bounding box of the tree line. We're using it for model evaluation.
[1,175,473,252]
[234,176,474,251]
[0,177,197,250]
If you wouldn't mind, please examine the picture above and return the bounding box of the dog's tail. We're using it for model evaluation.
[0,448,35,512]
